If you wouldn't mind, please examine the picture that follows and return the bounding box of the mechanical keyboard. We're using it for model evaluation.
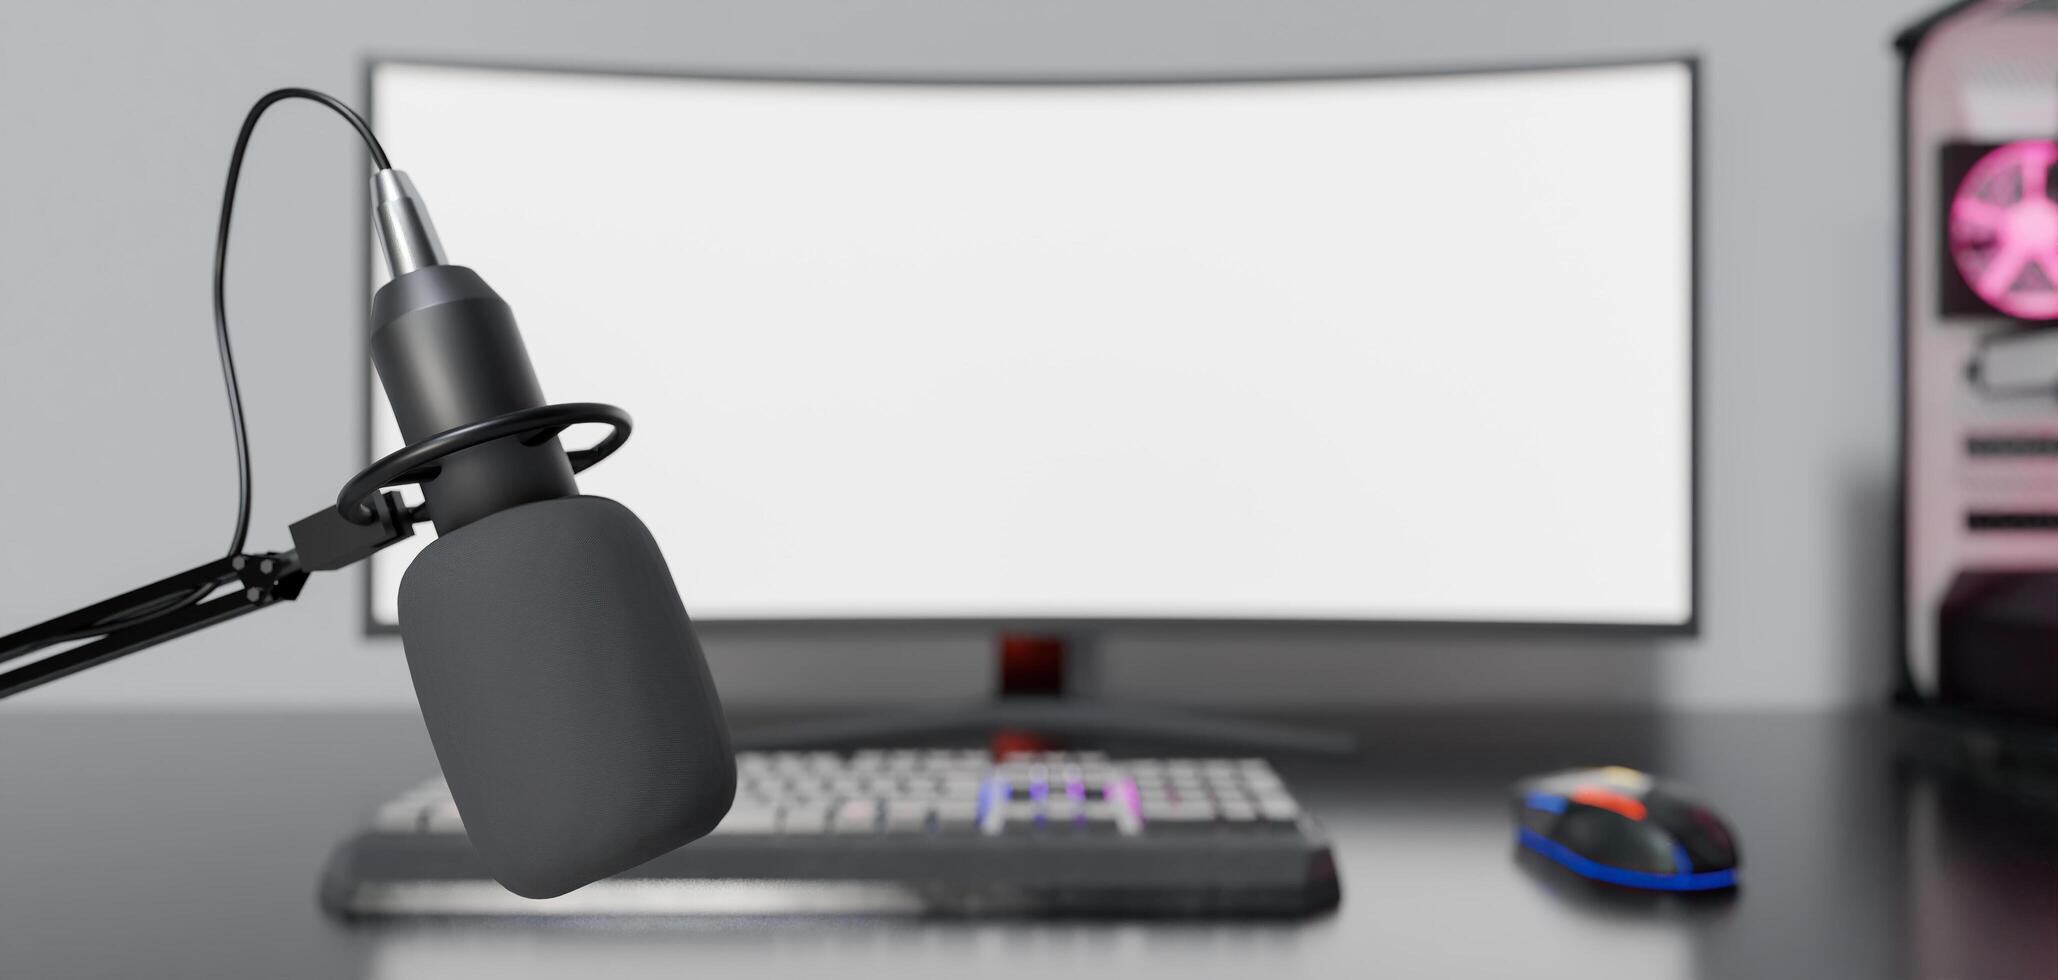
[322,749,1340,918]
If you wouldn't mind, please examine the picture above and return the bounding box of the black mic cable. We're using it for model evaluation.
[8,90,391,655]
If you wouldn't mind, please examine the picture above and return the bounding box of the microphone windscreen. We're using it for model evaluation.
[397,495,734,899]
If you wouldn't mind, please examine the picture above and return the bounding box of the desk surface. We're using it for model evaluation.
[0,708,2051,979]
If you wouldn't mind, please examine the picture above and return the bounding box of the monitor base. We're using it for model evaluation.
[730,633,1357,756]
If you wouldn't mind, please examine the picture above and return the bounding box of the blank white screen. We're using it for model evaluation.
[369,61,1693,625]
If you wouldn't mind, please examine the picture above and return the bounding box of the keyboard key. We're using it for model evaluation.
[425,801,465,834]
[1258,798,1302,822]
[393,780,446,805]
[1243,773,1287,794]
[1146,800,1218,823]
[1253,788,1297,809]
[372,801,425,833]
[978,800,1035,835]
[783,807,831,835]
[834,799,880,834]
[714,808,781,836]
[936,801,980,832]
[885,801,931,833]
[1077,800,1124,835]
[1042,795,1083,822]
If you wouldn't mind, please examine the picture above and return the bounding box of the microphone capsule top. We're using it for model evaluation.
[372,169,448,279]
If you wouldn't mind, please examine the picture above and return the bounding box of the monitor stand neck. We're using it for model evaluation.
[731,633,1356,757]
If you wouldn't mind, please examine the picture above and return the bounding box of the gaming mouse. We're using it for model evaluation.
[1511,766,1740,891]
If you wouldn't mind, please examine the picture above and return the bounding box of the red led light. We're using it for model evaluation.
[1570,785,1648,821]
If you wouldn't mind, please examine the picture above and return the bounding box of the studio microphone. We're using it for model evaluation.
[367,170,735,899]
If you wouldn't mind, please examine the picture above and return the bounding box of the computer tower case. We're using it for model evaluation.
[1897,0,2058,726]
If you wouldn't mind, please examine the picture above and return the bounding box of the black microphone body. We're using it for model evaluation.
[371,253,734,899]
[370,265,577,534]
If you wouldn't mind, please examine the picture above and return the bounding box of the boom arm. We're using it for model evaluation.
[0,491,417,701]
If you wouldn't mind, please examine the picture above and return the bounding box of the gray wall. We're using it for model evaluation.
[0,0,1932,710]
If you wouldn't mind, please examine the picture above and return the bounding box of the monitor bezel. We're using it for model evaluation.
[359,53,1702,637]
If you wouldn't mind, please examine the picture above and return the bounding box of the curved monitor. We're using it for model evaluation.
[367,58,1695,629]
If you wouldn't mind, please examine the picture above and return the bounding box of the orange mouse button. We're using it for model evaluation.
[1569,785,1648,821]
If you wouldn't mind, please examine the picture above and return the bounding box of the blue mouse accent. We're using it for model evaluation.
[1517,828,1736,891]
[1524,792,1568,813]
